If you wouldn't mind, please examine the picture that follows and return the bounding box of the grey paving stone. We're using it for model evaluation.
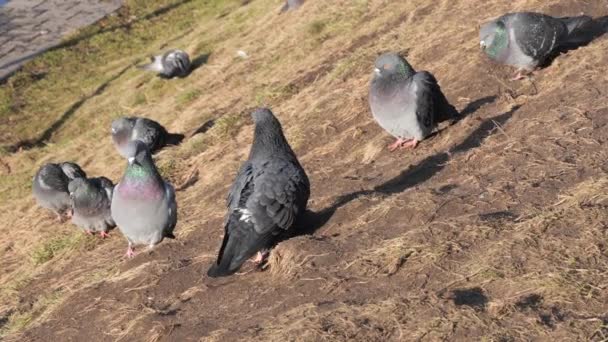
[0,0,123,80]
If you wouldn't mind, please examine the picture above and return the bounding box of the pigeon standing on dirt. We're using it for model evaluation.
[280,0,304,13]
[207,108,310,278]
[111,141,177,258]
[479,12,595,79]
[32,162,87,221]
[111,116,184,158]
[137,49,191,78]
[369,52,459,151]
[68,176,115,237]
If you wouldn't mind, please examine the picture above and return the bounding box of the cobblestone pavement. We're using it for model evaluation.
[0,0,123,81]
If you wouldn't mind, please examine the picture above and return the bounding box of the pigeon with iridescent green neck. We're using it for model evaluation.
[369,52,458,151]
[33,162,87,221]
[111,141,177,258]
[480,12,593,79]
[68,176,115,237]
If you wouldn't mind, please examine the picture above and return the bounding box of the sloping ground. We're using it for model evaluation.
[1,0,608,341]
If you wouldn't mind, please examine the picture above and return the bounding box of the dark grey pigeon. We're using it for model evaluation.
[369,52,458,151]
[280,0,304,13]
[111,141,177,258]
[480,12,595,79]
[111,116,184,158]
[137,49,191,78]
[207,108,310,278]
[68,176,115,237]
[32,162,87,221]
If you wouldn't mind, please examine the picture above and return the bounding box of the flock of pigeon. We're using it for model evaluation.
[31,5,605,277]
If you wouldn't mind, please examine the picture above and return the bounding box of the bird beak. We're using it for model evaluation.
[374,67,381,75]
[111,127,116,134]
[128,157,135,165]
[480,41,486,49]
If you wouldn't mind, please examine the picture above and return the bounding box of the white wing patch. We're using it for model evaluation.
[238,208,253,222]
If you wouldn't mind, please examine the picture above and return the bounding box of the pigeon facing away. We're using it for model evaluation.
[280,0,304,13]
[137,49,191,78]
[32,162,87,221]
[111,116,184,158]
[68,176,115,237]
[207,108,310,278]
[369,52,459,151]
[111,141,177,258]
[480,12,595,79]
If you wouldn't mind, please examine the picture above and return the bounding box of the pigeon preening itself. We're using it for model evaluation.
[68,177,115,237]
[137,49,191,78]
[207,108,310,278]
[479,12,599,80]
[111,116,184,158]
[280,0,304,13]
[32,162,87,221]
[111,141,177,258]
[369,52,459,151]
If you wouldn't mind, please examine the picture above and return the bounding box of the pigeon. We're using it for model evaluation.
[369,52,459,151]
[111,116,184,158]
[280,0,304,13]
[207,108,310,278]
[137,49,191,78]
[32,162,87,221]
[68,176,115,237]
[111,140,177,258]
[479,12,595,79]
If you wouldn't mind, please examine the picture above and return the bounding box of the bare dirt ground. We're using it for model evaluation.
[1,0,608,341]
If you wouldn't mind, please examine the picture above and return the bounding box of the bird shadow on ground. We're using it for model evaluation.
[5,64,133,153]
[541,15,608,69]
[291,103,521,238]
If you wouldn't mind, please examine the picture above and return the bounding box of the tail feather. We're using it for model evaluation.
[207,214,275,278]
[559,15,601,46]
[164,132,185,146]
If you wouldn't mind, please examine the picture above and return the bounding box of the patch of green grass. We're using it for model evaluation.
[133,92,148,106]
[176,89,202,106]
[254,84,298,105]
[213,113,243,139]
[30,233,88,265]
[0,290,65,338]
[307,19,327,36]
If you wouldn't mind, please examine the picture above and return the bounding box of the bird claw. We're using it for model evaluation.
[85,230,94,235]
[99,231,110,239]
[125,246,135,258]
[388,138,418,151]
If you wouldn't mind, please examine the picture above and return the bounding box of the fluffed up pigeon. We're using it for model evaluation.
[68,176,115,237]
[111,141,177,258]
[32,162,87,221]
[207,108,310,277]
[137,49,191,78]
[280,0,304,13]
[479,12,595,79]
[369,52,459,151]
[111,116,184,158]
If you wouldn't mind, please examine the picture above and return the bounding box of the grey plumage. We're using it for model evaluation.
[480,12,594,71]
[369,53,458,150]
[32,162,87,219]
[137,49,191,78]
[68,176,115,235]
[207,108,310,277]
[111,116,184,158]
[280,0,304,13]
[111,141,177,257]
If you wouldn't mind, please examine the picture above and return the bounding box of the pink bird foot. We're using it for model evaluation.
[85,230,94,235]
[252,250,269,265]
[388,138,407,152]
[511,70,532,81]
[125,245,135,258]
[400,139,419,149]
[99,231,110,239]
